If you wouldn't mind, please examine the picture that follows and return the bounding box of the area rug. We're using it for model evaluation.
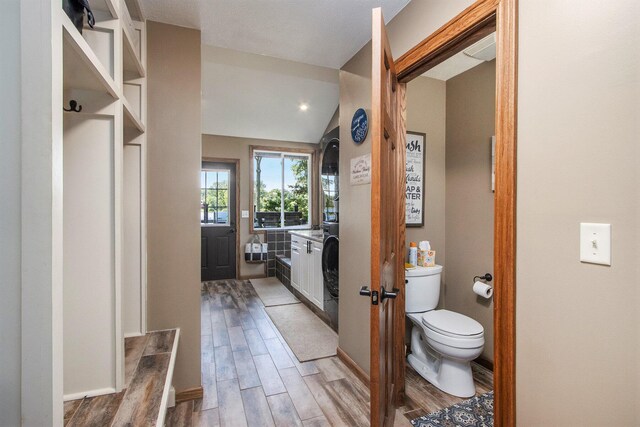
[249,277,299,307]
[411,391,494,427]
[264,303,338,362]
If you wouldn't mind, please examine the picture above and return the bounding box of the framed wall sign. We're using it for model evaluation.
[405,131,425,227]
[351,108,368,144]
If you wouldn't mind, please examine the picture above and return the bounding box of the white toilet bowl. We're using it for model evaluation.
[407,310,484,398]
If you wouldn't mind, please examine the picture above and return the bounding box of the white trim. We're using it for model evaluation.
[124,332,145,338]
[63,387,117,402]
[156,328,180,427]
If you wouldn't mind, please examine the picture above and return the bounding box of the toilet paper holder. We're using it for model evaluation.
[473,273,493,283]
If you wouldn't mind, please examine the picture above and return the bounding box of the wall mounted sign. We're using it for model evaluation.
[351,108,368,144]
[406,132,426,227]
[350,153,371,185]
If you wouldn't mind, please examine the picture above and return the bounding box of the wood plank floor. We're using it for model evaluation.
[64,329,177,427]
[166,280,493,426]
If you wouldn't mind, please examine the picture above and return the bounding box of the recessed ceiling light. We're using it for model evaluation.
[299,103,309,111]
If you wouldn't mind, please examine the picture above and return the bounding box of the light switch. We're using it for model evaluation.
[580,223,611,266]
[241,210,250,219]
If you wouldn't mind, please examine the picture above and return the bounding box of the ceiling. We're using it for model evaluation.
[201,45,339,143]
[139,0,411,69]
[423,32,496,81]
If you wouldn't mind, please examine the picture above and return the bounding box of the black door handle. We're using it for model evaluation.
[381,287,399,301]
[228,228,236,234]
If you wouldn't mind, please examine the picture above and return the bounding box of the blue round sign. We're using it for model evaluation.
[351,108,368,144]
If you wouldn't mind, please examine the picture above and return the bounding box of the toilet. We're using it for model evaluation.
[405,265,484,398]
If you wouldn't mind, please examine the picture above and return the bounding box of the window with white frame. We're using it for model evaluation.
[252,149,312,230]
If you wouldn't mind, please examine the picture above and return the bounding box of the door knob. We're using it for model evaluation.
[359,286,371,296]
[380,287,399,301]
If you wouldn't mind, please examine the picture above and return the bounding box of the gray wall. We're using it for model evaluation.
[0,0,22,424]
[201,134,320,278]
[445,60,496,362]
[516,1,640,424]
[147,21,202,393]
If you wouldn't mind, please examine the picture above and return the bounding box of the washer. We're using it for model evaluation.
[322,223,339,331]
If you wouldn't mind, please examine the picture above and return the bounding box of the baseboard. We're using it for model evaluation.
[175,386,203,403]
[475,356,494,372]
[336,346,370,386]
[64,387,117,402]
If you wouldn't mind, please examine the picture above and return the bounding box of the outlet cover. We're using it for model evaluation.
[580,223,611,266]
[241,210,249,218]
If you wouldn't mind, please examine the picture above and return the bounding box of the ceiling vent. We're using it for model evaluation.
[463,33,496,61]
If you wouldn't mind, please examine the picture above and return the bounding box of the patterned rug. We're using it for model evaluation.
[411,391,494,427]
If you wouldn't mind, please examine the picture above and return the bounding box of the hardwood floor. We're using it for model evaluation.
[64,329,178,427]
[166,280,493,426]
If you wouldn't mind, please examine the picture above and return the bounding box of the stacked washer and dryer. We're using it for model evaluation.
[320,127,339,331]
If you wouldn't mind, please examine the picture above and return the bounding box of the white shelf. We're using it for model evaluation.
[123,98,145,133]
[62,13,119,98]
[123,27,145,78]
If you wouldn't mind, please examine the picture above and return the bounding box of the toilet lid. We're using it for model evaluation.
[421,310,484,337]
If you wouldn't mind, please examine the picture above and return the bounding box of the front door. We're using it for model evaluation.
[369,7,406,427]
[201,161,237,281]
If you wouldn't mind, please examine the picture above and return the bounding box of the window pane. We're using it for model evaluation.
[201,169,230,225]
[254,155,282,228]
[284,155,309,227]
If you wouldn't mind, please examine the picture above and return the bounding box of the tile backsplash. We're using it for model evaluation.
[266,231,291,277]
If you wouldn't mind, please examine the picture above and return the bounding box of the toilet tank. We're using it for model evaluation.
[405,265,443,313]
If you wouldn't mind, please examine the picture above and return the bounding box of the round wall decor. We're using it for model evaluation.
[351,108,368,144]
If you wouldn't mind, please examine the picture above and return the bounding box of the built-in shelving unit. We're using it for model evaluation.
[60,0,148,403]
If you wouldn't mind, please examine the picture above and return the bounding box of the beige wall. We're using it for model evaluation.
[445,60,495,362]
[147,21,202,392]
[516,1,640,424]
[338,0,474,375]
[338,43,374,373]
[340,4,640,422]
[405,76,447,276]
[201,134,320,278]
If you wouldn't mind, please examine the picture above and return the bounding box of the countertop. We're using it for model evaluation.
[288,230,324,244]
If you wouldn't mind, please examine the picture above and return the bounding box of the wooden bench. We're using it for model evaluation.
[64,329,180,427]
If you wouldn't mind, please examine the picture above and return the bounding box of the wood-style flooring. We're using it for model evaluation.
[64,329,177,427]
[166,280,493,426]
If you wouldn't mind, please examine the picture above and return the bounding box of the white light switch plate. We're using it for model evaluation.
[580,223,611,266]
[241,210,249,218]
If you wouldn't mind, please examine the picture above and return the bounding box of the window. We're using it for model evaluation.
[252,148,312,230]
[201,169,230,225]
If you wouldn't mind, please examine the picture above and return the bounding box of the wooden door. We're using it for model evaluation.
[369,7,406,427]
[201,161,237,281]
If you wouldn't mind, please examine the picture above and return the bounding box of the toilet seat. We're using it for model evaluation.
[421,309,483,337]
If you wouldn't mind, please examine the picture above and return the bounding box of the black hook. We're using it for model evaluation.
[474,273,493,282]
[63,100,82,113]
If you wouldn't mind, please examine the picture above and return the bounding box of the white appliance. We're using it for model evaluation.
[405,265,484,397]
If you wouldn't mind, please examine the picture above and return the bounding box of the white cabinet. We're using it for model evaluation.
[291,238,302,291]
[290,235,324,310]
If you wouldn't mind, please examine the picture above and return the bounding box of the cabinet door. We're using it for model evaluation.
[311,242,324,309]
[291,242,301,291]
[299,238,310,298]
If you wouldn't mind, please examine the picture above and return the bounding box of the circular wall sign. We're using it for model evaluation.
[351,108,368,144]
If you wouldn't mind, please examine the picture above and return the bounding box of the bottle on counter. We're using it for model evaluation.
[408,242,418,267]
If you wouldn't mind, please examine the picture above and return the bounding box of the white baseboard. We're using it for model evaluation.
[64,387,116,401]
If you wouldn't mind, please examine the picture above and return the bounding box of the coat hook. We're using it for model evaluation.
[63,100,82,113]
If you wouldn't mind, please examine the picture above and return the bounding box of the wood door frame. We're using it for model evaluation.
[202,157,241,280]
[393,0,517,425]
